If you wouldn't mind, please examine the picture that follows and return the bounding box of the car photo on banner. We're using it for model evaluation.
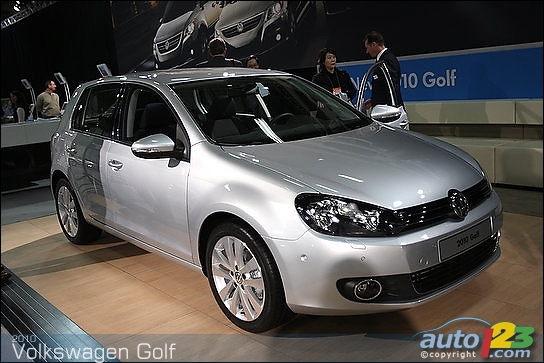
[50,67,503,333]
[214,1,315,53]
[152,1,317,69]
[153,1,224,68]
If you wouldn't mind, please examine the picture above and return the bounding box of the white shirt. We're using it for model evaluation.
[376,47,388,61]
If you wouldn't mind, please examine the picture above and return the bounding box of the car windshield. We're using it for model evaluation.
[162,1,193,23]
[171,75,371,145]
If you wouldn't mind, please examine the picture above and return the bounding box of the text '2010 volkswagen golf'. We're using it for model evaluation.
[50,67,502,333]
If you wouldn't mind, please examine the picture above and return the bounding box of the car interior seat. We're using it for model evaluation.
[206,96,240,139]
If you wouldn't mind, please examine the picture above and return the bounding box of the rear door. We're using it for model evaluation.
[67,84,122,223]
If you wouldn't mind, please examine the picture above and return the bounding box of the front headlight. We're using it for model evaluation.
[265,2,284,21]
[184,20,195,38]
[295,193,405,237]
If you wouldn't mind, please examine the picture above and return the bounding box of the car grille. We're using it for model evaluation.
[397,179,491,234]
[157,33,182,54]
[221,12,262,38]
[410,232,499,294]
[337,231,500,303]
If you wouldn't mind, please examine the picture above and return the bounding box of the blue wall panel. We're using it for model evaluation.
[340,43,543,102]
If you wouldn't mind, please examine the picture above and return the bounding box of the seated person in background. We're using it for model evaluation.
[2,97,14,123]
[9,89,30,123]
[2,97,13,116]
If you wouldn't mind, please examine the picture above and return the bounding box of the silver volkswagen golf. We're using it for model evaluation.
[50,67,503,333]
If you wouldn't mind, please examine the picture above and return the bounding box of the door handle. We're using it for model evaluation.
[108,159,123,171]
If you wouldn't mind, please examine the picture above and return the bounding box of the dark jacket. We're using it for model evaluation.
[371,49,403,107]
[197,55,242,67]
[311,68,356,102]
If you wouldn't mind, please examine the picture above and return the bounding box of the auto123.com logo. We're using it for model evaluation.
[413,317,535,359]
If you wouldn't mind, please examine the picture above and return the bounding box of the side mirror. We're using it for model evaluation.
[370,104,402,123]
[370,104,410,130]
[131,133,185,159]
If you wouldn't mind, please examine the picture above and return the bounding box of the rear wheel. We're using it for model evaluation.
[205,221,294,333]
[54,178,102,244]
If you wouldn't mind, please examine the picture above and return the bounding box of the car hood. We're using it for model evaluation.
[154,11,192,43]
[217,1,271,27]
[224,127,484,209]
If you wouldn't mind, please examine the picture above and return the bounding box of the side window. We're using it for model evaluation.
[125,87,177,142]
[73,84,121,138]
[71,88,90,130]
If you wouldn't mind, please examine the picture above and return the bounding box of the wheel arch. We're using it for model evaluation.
[197,211,287,285]
[50,170,96,230]
[198,212,258,277]
[50,169,67,195]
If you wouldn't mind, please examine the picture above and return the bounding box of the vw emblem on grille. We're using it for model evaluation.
[236,22,244,33]
[164,40,170,51]
[448,189,469,220]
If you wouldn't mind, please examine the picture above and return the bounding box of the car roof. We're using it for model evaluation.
[85,67,288,87]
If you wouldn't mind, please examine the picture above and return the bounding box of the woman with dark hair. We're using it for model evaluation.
[311,47,356,103]
[245,54,260,69]
[10,89,30,123]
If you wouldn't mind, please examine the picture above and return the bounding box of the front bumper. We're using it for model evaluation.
[267,191,503,315]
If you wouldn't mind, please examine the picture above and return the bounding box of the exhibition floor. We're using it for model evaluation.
[1,184,543,361]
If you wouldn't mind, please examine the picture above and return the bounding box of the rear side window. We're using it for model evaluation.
[71,84,122,138]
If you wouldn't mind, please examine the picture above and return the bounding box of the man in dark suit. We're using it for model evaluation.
[196,37,242,67]
[363,30,404,110]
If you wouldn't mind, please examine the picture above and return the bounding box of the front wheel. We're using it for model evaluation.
[205,221,294,333]
[54,178,102,244]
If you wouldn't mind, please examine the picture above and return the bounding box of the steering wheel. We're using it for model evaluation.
[269,113,294,126]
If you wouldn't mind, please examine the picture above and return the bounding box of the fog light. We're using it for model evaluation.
[354,279,382,300]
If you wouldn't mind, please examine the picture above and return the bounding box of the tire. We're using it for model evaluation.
[205,221,294,333]
[54,179,102,245]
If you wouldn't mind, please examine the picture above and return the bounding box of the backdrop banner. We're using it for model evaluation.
[340,43,543,102]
